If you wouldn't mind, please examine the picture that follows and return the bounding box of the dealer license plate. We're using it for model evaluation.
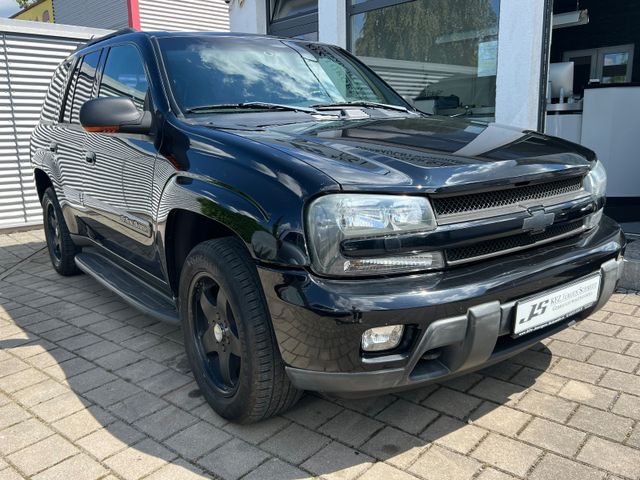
[513,274,601,337]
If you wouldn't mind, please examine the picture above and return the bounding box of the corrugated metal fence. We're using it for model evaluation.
[138,0,230,32]
[0,20,109,230]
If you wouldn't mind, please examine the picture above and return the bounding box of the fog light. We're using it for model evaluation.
[362,325,404,352]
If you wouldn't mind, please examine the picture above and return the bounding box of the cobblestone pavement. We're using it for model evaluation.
[1,229,640,480]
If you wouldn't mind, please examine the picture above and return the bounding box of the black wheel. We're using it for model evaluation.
[179,237,301,423]
[42,187,80,276]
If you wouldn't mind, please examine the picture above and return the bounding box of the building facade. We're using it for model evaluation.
[12,0,230,32]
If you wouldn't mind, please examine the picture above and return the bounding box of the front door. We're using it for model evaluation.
[82,43,161,277]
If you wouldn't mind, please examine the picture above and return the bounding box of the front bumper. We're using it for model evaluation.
[257,216,625,397]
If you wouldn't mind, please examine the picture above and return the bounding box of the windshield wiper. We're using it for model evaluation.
[311,101,416,113]
[185,102,320,114]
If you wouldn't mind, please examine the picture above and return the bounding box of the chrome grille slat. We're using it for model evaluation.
[432,177,584,218]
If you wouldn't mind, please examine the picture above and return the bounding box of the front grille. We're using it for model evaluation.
[432,177,583,218]
[446,220,584,265]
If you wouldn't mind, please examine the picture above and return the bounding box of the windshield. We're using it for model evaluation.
[157,36,407,113]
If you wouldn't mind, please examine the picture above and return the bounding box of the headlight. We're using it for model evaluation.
[306,194,443,276]
[584,160,607,199]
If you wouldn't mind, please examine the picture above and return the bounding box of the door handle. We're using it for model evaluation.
[85,152,96,164]
[49,142,57,153]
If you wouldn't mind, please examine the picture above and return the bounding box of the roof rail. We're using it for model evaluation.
[85,27,138,47]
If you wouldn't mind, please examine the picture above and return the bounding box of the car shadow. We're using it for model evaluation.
[0,236,554,479]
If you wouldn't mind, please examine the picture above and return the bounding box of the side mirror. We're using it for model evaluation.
[80,97,152,134]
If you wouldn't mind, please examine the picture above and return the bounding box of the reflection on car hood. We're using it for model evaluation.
[206,115,596,193]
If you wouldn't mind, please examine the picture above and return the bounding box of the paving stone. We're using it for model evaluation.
[197,438,269,480]
[470,402,531,436]
[588,350,639,372]
[612,393,640,420]
[7,434,78,476]
[476,468,517,480]
[31,453,108,480]
[568,405,634,441]
[438,373,483,393]
[44,356,94,380]
[478,362,522,382]
[0,418,54,455]
[518,417,586,456]
[133,405,198,441]
[361,426,425,469]
[409,445,481,480]
[145,460,206,480]
[84,379,142,407]
[262,422,330,464]
[108,391,168,423]
[375,399,439,435]
[420,415,487,454]
[64,367,117,393]
[627,424,640,448]
[557,379,618,409]
[336,395,396,417]
[577,436,640,478]
[471,433,542,477]
[242,458,309,480]
[358,462,419,480]
[15,378,68,407]
[164,421,231,460]
[0,368,48,393]
[601,301,637,315]
[138,369,192,396]
[190,402,227,428]
[104,438,176,480]
[606,312,640,328]
[547,340,594,361]
[319,409,384,448]
[30,391,89,423]
[51,404,115,440]
[529,453,604,480]
[223,415,289,444]
[468,378,526,405]
[0,357,29,377]
[516,390,577,423]
[283,395,343,429]
[580,333,630,353]
[599,369,640,396]
[551,358,605,383]
[115,358,167,383]
[301,441,373,480]
[510,368,567,394]
[161,382,206,411]
[574,319,621,336]
[77,422,144,460]
[422,387,482,419]
[0,402,30,430]
[94,348,143,371]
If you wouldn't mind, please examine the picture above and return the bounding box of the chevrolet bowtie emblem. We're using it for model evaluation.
[522,207,555,234]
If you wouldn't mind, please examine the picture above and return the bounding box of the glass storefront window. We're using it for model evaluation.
[349,0,501,120]
[269,0,318,40]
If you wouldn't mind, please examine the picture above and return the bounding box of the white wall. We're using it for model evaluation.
[318,0,346,48]
[138,0,230,32]
[229,0,267,35]
[495,0,547,130]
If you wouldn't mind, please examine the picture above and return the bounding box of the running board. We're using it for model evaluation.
[74,252,180,324]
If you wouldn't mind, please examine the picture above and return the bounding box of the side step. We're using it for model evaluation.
[75,252,180,324]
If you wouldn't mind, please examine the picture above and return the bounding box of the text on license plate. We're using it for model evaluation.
[514,274,601,336]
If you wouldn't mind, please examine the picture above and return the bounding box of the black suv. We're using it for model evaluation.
[31,30,624,423]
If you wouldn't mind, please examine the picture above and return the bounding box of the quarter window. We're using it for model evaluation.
[99,44,149,111]
[70,50,102,124]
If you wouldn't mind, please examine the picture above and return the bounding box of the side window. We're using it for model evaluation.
[62,60,80,123]
[99,44,149,111]
[41,60,72,123]
[70,50,102,124]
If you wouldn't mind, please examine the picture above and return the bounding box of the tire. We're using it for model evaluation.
[179,237,301,423]
[42,187,80,276]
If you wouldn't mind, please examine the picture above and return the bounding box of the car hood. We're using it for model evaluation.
[206,115,596,193]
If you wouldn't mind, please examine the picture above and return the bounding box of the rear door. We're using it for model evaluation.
[82,43,160,276]
[55,50,102,231]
